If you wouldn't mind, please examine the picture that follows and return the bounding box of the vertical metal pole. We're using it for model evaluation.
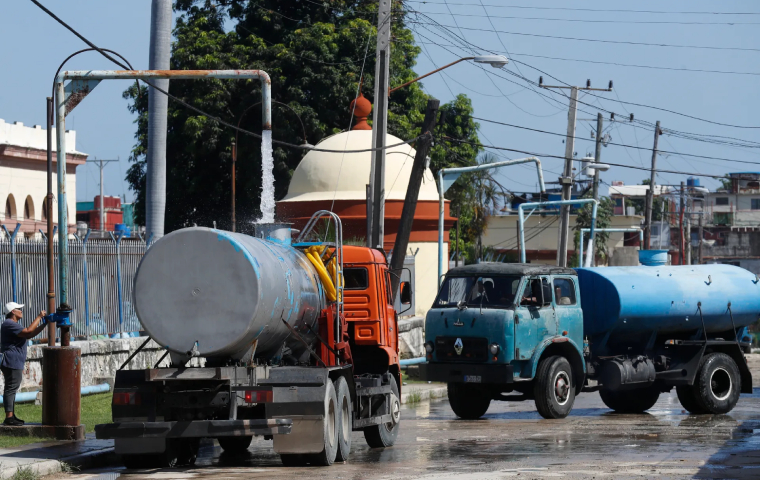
[2,224,20,302]
[46,96,56,346]
[584,201,598,268]
[99,160,105,232]
[368,0,391,248]
[145,0,172,240]
[644,121,661,250]
[55,80,69,313]
[110,232,125,336]
[557,86,578,267]
[82,229,91,340]
[518,205,527,263]
[516,220,522,264]
[658,200,666,250]
[686,195,692,265]
[231,141,236,232]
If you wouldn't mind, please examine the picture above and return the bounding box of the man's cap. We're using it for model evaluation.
[4,302,24,314]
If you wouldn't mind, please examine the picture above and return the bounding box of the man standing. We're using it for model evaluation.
[2,302,50,426]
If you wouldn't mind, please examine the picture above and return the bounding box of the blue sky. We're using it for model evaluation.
[2,0,758,204]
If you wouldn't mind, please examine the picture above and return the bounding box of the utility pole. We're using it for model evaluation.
[368,0,392,249]
[146,0,172,240]
[45,97,55,347]
[86,157,119,233]
[679,182,685,265]
[540,78,612,267]
[644,121,661,249]
[590,113,604,266]
[455,206,460,267]
[389,99,439,297]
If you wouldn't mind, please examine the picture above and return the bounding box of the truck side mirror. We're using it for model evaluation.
[400,281,412,305]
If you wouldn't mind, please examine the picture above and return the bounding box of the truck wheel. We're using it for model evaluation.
[218,436,253,454]
[364,375,400,448]
[599,387,660,413]
[534,355,575,419]
[447,383,491,419]
[676,386,707,414]
[693,352,741,414]
[334,376,352,462]
[309,380,339,466]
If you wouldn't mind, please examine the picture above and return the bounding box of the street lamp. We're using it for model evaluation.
[389,55,508,94]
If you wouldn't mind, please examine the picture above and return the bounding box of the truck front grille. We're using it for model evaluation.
[435,336,489,363]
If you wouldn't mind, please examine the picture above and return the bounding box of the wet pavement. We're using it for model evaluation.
[66,387,760,480]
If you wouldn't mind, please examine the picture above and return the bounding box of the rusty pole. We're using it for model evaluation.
[46,97,56,346]
[232,141,236,233]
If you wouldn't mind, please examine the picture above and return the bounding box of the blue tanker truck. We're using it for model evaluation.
[419,262,759,419]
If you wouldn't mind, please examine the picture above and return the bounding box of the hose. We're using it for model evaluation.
[304,245,343,302]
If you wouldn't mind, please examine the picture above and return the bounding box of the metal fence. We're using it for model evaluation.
[0,225,150,339]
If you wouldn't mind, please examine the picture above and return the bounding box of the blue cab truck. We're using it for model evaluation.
[419,263,759,419]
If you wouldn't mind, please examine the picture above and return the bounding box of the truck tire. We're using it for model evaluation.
[308,380,339,466]
[334,376,352,462]
[676,386,707,414]
[364,375,400,448]
[599,387,660,413]
[447,383,491,419]
[692,352,741,414]
[218,436,253,454]
[534,355,575,419]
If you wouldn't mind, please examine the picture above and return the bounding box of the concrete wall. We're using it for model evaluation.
[0,337,202,393]
[407,241,443,317]
[609,247,641,266]
[398,316,424,359]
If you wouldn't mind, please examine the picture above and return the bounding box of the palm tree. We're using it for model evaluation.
[471,152,509,262]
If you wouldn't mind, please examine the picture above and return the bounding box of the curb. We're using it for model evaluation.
[400,386,448,405]
[0,446,115,480]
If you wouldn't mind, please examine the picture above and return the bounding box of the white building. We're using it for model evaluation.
[0,118,86,237]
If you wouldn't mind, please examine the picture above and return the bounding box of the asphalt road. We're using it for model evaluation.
[71,387,760,480]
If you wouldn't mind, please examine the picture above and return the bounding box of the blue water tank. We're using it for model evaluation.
[114,223,131,237]
[576,264,760,338]
[687,177,701,187]
[639,249,668,266]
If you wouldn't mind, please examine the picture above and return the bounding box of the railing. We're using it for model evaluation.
[0,225,151,340]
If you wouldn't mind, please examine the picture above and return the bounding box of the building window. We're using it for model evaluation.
[748,181,760,189]
[4,198,11,219]
[752,199,760,210]
[41,198,48,221]
[24,197,34,220]
[715,197,729,206]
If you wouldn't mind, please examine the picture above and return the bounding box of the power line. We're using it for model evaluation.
[441,136,740,180]
[469,116,760,166]
[406,20,760,53]
[407,9,760,25]
[404,2,760,16]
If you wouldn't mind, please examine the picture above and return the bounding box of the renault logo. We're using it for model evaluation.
[454,338,464,355]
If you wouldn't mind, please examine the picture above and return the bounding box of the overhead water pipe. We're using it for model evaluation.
[55,69,271,316]
[518,199,598,267]
[437,157,546,285]
[577,227,642,268]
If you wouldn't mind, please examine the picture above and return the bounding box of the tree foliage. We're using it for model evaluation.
[124,0,481,235]
[572,193,614,265]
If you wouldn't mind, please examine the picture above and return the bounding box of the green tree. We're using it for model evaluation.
[124,0,482,232]
[626,179,665,221]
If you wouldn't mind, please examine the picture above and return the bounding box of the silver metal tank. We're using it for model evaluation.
[133,227,324,361]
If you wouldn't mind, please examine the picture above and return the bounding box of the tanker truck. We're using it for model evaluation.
[95,212,409,467]
[419,260,759,419]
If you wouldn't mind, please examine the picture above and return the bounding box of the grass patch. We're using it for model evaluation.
[9,465,40,480]
[0,393,112,449]
[405,389,422,405]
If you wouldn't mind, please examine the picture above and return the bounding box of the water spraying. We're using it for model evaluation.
[259,129,275,223]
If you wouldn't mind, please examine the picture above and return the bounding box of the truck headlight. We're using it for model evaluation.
[425,341,435,354]
[489,343,500,355]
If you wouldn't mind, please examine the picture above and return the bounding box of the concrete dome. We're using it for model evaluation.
[281,130,438,203]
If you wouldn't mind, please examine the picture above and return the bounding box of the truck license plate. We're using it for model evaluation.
[464,375,481,383]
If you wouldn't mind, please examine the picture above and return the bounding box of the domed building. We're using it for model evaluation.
[277,95,455,316]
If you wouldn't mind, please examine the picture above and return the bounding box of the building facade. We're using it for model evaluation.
[0,118,86,237]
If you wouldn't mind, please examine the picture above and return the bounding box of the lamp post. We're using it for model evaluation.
[367,55,509,249]
[389,55,509,95]
[233,100,310,232]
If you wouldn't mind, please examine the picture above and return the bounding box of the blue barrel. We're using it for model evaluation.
[638,249,668,266]
[576,264,760,337]
[114,223,131,237]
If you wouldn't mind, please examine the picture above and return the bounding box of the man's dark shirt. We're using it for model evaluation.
[1,320,27,370]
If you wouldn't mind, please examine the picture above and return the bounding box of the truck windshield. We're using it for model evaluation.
[433,275,521,308]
